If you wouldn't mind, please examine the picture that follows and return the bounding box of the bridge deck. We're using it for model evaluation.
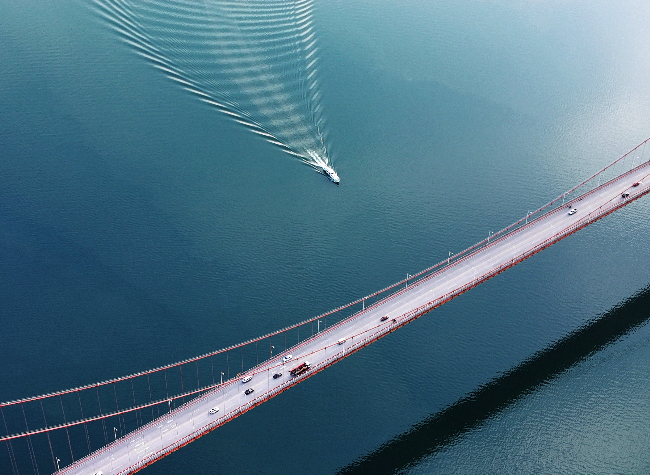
[60,162,650,474]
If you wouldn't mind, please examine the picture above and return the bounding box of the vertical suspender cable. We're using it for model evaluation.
[21,403,39,475]
[59,395,74,463]
[164,369,169,402]
[130,378,139,428]
[39,400,56,472]
[113,383,121,438]
[147,374,154,421]
[211,355,215,386]
[179,366,185,404]
[77,390,91,455]
[96,386,107,445]
[1,407,19,475]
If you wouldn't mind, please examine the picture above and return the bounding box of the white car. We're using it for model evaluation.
[242,375,252,383]
[282,354,293,363]
[209,407,219,414]
[568,208,577,215]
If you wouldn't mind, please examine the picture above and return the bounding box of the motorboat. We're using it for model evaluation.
[306,149,340,184]
[321,164,340,184]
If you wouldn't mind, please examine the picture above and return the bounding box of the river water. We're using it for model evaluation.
[1,0,650,473]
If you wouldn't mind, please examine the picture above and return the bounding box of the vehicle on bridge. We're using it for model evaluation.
[622,191,630,198]
[273,372,282,379]
[290,362,311,377]
[242,375,252,383]
[568,208,577,215]
[209,407,219,414]
[245,388,254,395]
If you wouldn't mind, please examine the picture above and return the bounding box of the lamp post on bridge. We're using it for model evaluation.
[448,251,453,265]
[55,457,60,471]
[221,372,224,385]
[270,345,274,358]
[406,273,411,288]
[488,231,494,242]
[526,210,531,224]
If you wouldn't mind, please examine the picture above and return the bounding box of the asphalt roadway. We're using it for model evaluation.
[60,162,650,474]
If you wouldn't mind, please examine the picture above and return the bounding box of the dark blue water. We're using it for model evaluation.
[2,0,650,473]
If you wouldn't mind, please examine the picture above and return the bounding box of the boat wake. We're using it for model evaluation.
[89,0,338,182]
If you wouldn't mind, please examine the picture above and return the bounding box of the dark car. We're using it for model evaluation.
[245,388,254,395]
[622,192,630,198]
[380,315,389,321]
[273,372,282,379]
[633,182,640,187]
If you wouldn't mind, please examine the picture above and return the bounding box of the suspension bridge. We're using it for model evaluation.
[2,138,650,474]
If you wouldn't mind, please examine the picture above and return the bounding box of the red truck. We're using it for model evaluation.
[290,362,311,377]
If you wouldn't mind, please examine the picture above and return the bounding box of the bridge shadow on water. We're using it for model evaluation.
[336,284,650,475]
